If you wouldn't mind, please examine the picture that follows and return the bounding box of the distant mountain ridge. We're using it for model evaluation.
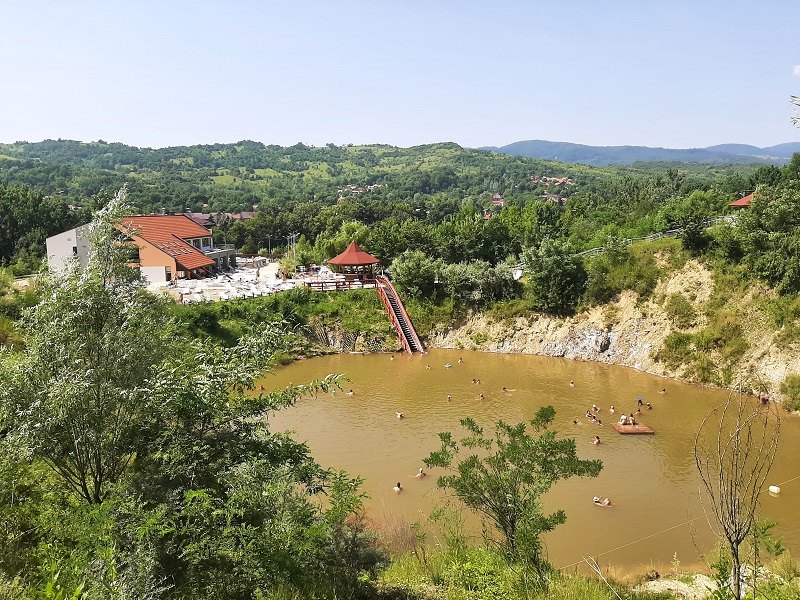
[480,140,800,166]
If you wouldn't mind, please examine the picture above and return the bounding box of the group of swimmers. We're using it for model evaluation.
[394,467,427,493]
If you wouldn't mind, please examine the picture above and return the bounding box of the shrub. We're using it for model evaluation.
[780,374,800,412]
[444,549,513,600]
[664,293,697,329]
[656,332,693,369]
[584,239,661,305]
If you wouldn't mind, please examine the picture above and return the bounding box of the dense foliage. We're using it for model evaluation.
[0,139,770,274]
[0,195,384,599]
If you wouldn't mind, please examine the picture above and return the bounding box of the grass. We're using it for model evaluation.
[211,174,238,184]
[170,288,396,350]
[379,547,675,600]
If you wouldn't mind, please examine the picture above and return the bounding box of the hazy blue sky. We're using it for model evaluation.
[2,1,799,149]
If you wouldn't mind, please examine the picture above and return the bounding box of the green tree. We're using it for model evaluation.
[389,250,441,298]
[424,406,602,566]
[0,191,171,504]
[523,239,587,315]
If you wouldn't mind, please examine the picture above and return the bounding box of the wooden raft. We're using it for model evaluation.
[611,422,654,435]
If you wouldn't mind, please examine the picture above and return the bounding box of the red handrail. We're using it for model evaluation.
[376,275,424,353]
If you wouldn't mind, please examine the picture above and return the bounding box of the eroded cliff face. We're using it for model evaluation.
[429,260,800,400]
[430,291,671,373]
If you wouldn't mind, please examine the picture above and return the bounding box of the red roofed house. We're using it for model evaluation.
[729,193,754,208]
[47,214,237,284]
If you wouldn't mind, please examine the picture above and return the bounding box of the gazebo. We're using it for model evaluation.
[327,241,380,280]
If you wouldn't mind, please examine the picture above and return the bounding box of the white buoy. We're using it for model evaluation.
[768,485,781,494]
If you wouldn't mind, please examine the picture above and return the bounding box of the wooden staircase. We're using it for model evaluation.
[376,275,424,353]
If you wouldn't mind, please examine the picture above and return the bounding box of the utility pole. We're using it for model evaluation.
[286,233,299,264]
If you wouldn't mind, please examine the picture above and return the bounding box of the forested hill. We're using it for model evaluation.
[0,138,765,215]
[481,139,800,165]
[0,138,783,273]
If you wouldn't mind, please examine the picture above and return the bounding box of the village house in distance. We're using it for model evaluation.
[46,214,237,284]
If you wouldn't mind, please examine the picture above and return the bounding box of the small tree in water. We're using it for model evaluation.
[424,406,602,568]
[694,391,780,599]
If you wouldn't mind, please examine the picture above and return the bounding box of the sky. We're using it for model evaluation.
[1,0,799,150]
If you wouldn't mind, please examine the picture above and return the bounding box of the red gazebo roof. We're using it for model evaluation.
[328,241,380,266]
[729,193,754,208]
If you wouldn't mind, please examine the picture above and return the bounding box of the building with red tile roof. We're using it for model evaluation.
[729,193,754,208]
[47,214,237,284]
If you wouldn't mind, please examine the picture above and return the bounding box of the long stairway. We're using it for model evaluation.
[376,276,424,353]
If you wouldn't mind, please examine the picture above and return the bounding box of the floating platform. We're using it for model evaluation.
[611,423,654,435]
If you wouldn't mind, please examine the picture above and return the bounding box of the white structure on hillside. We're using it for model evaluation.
[46,224,92,272]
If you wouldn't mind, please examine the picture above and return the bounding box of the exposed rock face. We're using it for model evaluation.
[428,260,800,400]
[431,289,671,375]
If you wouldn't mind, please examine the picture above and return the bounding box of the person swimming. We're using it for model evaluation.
[573,419,579,425]
[394,482,402,493]
[426,365,431,370]
[416,468,426,479]
[569,380,575,387]
[593,497,611,506]
[646,402,652,410]
[592,436,600,445]
[609,405,615,414]
[658,388,666,394]
[347,389,355,396]
[637,396,644,406]
[447,394,452,401]
[458,357,463,364]
[396,412,404,419]
[479,394,485,401]
[444,363,452,368]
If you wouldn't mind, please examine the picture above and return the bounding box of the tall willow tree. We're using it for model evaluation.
[0,189,171,504]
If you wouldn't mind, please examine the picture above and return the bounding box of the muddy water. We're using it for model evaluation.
[262,349,800,572]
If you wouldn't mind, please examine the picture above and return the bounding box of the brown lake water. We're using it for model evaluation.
[262,349,800,572]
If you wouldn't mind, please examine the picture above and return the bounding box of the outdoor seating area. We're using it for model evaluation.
[147,261,296,303]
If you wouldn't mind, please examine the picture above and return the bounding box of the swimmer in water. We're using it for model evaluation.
[569,380,575,387]
[394,482,402,493]
[447,394,452,401]
[396,412,404,419]
[592,436,600,444]
[573,418,579,425]
[426,365,431,370]
[416,468,426,479]
[658,388,666,394]
[347,389,354,396]
[609,405,615,414]
[444,363,452,368]
[637,396,644,406]
[258,384,265,391]
[458,357,463,364]
[479,394,485,401]
[646,402,652,410]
